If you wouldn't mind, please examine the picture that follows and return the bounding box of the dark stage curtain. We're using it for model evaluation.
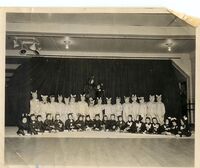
[6,58,182,126]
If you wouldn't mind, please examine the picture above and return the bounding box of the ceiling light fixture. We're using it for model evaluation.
[13,39,20,48]
[165,39,174,52]
[64,37,71,50]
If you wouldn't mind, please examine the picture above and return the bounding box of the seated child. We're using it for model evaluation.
[133,115,144,133]
[65,113,75,131]
[124,115,134,133]
[36,115,45,133]
[170,118,179,136]
[85,115,94,131]
[108,114,117,131]
[75,115,85,131]
[44,113,55,133]
[161,118,171,135]
[93,114,102,131]
[143,117,153,134]
[102,115,110,131]
[54,114,65,132]
[152,117,161,134]
[29,114,38,135]
[16,114,30,136]
[116,115,126,132]
[178,117,191,137]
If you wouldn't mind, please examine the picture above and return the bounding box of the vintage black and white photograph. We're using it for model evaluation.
[4,8,197,167]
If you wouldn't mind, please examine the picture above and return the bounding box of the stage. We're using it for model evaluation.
[4,127,194,167]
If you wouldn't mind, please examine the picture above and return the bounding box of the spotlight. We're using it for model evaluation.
[168,46,172,52]
[13,39,20,48]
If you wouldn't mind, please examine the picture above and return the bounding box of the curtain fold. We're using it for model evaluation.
[6,57,181,126]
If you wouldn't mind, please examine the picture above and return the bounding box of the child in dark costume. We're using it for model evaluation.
[65,113,76,131]
[16,114,30,136]
[75,115,85,131]
[152,117,161,134]
[133,115,144,133]
[108,114,117,131]
[93,114,102,131]
[29,114,38,135]
[36,115,45,133]
[178,117,191,137]
[102,115,110,131]
[143,117,153,134]
[161,118,171,135]
[124,115,134,133]
[85,115,93,131]
[44,113,55,133]
[116,115,126,132]
[170,118,179,136]
[54,114,65,132]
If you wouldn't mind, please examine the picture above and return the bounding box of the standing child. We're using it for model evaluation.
[88,98,96,120]
[138,97,147,122]
[30,90,40,116]
[131,95,139,121]
[56,95,66,123]
[65,113,75,131]
[112,97,123,118]
[116,115,126,132]
[44,113,55,133]
[39,95,49,121]
[75,115,85,131]
[94,97,104,120]
[146,95,157,119]
[143,117,153,134]
[155,95,166,125]
[85,115,94,131]
[64,97,70,122]
[93,114,102,131]
[49,96,57,120]
[16,114,30,136]
[122,96,132,122]
[78,94,88,117]
[69,94,78,120]
[54,114,65,132]
[104,97,113,120]
[152,117,161,134]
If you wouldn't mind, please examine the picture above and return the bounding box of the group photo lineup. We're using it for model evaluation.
[4,9,195,167]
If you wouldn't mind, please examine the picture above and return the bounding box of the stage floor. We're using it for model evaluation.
[4,127,194,167]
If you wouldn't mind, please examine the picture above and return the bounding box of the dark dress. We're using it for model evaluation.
[75,120,85,131]
[44,119,55,132]
[85,119,94,129]
[132,121,144,133]
[29,120,38,135]
[179,124,191,137]
[65,119,75,130]
[102,120,110,130]
[54,119,65,132]
[93,119,102,130]
[36,121,45,132]
[143,123,153,134]
[108,120,117,131]
[124,120,134,133]
[16,120,30,136]
[170,125,179,135]
[152,123,161,134]
[116,120,126,131]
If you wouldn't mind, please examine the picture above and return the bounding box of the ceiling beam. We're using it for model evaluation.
[6,23,195,37]
[6,49,189,60]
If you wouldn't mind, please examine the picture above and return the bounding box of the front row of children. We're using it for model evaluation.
[17,113,191,137]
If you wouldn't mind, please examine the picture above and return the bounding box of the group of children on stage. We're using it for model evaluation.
[16,91,191,137]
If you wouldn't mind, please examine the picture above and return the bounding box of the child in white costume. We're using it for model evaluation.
[131,95,140,120]
[156,95,165,125]
[77,94,88,117]
[104,98,113,119]
[88,98,96,119]
[39,95,49,121]
[113,97,123,117]
[56,95,66,123]
[94,97,104,120]
[146,95,157,119]
[69,95,78,120]
[138,97,147,122]
[30,90,40,115]
[122,96,132,122]
[49,96,57,120]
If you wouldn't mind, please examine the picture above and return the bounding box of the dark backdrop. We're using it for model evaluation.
[5,57,182,126]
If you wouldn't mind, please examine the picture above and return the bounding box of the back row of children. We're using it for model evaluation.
[17,111,191,137]
[30,91,166,125]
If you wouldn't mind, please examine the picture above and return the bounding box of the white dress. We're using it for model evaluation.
[48,102,57,119]
[131,102,140,120]
[77,101,88,116]
[138,102,147,121]
[39,101,49,121]
[88,105,96,119]
[156,102,165,124]
[146,101,157,118]
[112,103,123,117]
[122,103,132,121]
[56,102,66,122]
[69,102,79,120]
[30,99,40,115]
[94,104,105,120]
[104,104,113,119]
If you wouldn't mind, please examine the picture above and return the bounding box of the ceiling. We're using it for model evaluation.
[5,12,196,86]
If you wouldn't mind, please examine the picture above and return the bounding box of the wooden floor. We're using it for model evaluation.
[5,137,194,167]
